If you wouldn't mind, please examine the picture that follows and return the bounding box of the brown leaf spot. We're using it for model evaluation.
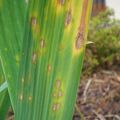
[56,80,61,88]
[47,64,52,72]
[40,39,45,48]
[31,17,37,26]
[65,10,72,27]
[75,31,84,49]
[58,0,65,5]
[28,96,32,102]
[32,52,37,64]
[52,103,61,111]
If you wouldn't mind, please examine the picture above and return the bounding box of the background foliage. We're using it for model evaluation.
[83,9,120,74]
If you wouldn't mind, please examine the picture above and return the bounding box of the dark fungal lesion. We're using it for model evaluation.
[58,0,65,5]
[31,16,37,26]
[32,52,37,64]
[47,64,52,72]
[75,30,84,49]
[75,0,89,49]
[40,39,45,48]
[65,9,72,27]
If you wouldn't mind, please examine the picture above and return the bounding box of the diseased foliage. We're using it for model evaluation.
[0,0,92,120]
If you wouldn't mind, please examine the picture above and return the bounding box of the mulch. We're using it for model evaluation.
[74,66,120,120]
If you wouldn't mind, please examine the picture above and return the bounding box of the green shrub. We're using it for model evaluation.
[83,9,120,74]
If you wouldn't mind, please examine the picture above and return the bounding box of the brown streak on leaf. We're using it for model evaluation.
[75,0,89,49]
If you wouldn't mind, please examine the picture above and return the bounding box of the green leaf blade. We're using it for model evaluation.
[15,0,92,120]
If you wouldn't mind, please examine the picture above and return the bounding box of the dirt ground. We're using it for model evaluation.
[74,66,120,120]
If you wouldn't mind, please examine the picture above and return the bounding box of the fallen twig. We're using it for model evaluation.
[83,79,92,102]
[93,110,106,120]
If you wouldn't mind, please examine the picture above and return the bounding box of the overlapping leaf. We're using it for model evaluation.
[0,0,26,109]
[0,60,10,120]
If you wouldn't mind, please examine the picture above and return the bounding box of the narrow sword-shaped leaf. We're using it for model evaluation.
[15,0,92,119]
[0,0,26,109]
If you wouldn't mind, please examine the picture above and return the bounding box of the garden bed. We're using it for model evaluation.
[74,66,120,120]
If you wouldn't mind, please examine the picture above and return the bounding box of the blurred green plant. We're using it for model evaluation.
[83,9,120,74]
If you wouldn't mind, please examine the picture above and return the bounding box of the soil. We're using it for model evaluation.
[74,66,120,120]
